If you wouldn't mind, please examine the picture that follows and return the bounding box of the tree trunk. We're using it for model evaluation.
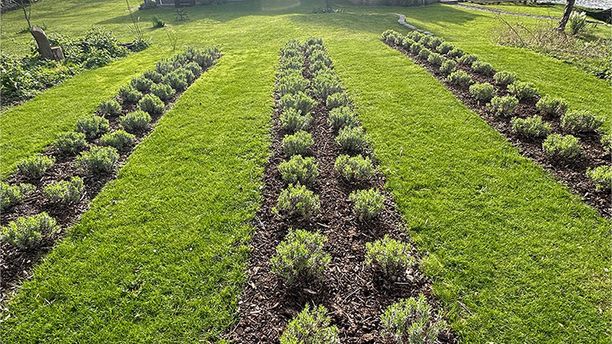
[557,0,575,32]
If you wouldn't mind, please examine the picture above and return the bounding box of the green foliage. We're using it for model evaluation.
[275,184,320,219]
[76,115,110,140]
[118,85,142,105]
[511,116,551,139]
[76,146,119,175]
[471,61,494,76]
[131,76,154,93]
[163,71,189,91]
[349,188,385,221]
[43,177,84,205]
[334,154,375,183]
[493,71,516,87]
[427,53,444,66]
[53,132,88,156]
[458,54,477,65]
[488,96,519,118]
[97,99,122,117]
[312,72,342,100]
[418,48,431,60]
[278,74,310,97]
[0,182,35,211]
[326,92,350,109]
[151,15,166,28]
[381,294,448,344]
[328,106,359,131]
[402,37,414,50]
[469,82,495,103]
[270,229,331,284]
[601,132,612,155]
[1,212,58,249]
[282,131,314,157]
[278,155,319,186]
[536,95,569,118]
[280,108,312,133]
[568,12,588,36]
[410,42,423,55]
[151,83,176,102]
[428,37,444,49]
[446,70,473,88]
[542,134,582,161]
[280,92,316,115]
[99,130,136,152]
[138,94,165,116]
[144,70,163,83]
[439,59,456,75]
[17,155,55,180]
[587,165,612,191]
[336,126,368,154]
[120,110,152,135]
[560,110,603,134]
[280,305,339,344]
[447,47,464,58]
[365,235,415,276]
[508,81,539,100]
[436,42,453,55]
[407,31,424,42]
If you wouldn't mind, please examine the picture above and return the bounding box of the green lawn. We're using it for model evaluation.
[1,1,610,342]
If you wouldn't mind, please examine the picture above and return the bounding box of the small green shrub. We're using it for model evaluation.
[335,154,375,183]
[446,70,473,88]
[326,92,350,109]
[43,177,84,204]
[280,92,316,115]
[312,72,342,100]
[349,188,385,221]
[131,76,153,93]
[278,74,310,96]
[280,305,339,344]
[282,131,314,157]
[53,132,88,156]
[162,71,189,92]
[381,294,448,344]
[270,229,331,284]
[118,85,142,105]
[458,54,477,65]
[488,96,519,118]
[401,37,414,50]
[144,70,163,83]
[336,126,368,154]
[76,115,110,140]
[280,108,312,133]
[536,96,569,118]
[471,60,494,76]
[76,146,120,175]
[275,184,320,219]
[410,42,423,55]
[468,82,495,103]
[560,110,603,134]
[151,83,176,102]
[328,106,359,131]
[447,47,464,58]
[98,99,122,117]
[439,59,456,75]
[419,35,432,47]
[587,166,612,191]
[427,53,444,66]
[408,31,423,42]
[542,134,582,161]
[120,110,152,135]
[365,235,415,276]
[508,81,539,101]
[568,11,588,35]
[278,155,319,186]
[601,132,612,155]
[418,48,431,60]
[1,212,58,249]
[493,71,516,87]
[511,116,551,139]
[428,37,444,49]
[17,155,55,180]
[185,61,203,77]
[100,130,136,152]
[138,94,165,116]
[0,182,35,211]
[151,15,166,28]
[436,42,453,54]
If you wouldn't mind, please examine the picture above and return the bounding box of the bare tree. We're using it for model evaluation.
[557,0,576,32]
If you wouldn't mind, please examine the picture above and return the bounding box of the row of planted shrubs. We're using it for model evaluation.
[272,38,448,344]
[382,29,611,192]
[0,47,220,250]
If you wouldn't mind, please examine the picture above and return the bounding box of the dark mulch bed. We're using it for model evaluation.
[388,42,611,218]
[226,51,456,343]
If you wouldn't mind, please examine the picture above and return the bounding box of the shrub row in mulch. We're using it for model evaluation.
[0,47,221,305]
[382,29,611,218]
[225,38,456,343]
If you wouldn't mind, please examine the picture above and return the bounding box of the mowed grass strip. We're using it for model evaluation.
[0,48,274,342]
[327,37,611,343]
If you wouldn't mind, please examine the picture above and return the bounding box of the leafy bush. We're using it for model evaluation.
[439,59,456,75]
[560,110,603,134]
[151,15,166,28]
[329,106,359,131]
[336,126,368,154]
[410,42,423,55]
[428,37,444,49]
[488,96,519,118]
[568,11,588,36]
[275,184,320,219]
[419,36,432,47]
[587,166,611,191]
[458,54,477,65]
[151,83,176,102]
[1,212,58,249]
[278,155,319,186]
[17,155,55,180]
[446,70,473,88]
[365,235,415,276]
[270,229,331,284]
[418,48,431,60]
[76,115,110,140]
[493,71,516,87]
[280,108,312,133]
[447,47,464,58]
[138,94,165,116]
[542,134,582,161]
[536,95,568,118]
[53,132,88,156]
[508,81,539,101]
[280,305,339,344]
[436,42,453,55]
[601,132,612,155]
[282,131,314,157]
[144,70,163,83]
[381,294,447,344]
[120,110,152,135]
[335,154,375,183]
[280,92,316,115]
[185,61,203,77]
[408,31,424,42]
[279,74,310,96]
[511,116,551,139]
[427,53,444,66]
[163,71,189,91]
[43,177,84,205]
[326,92,351,109]
[76,146,120,175]
[0,182,35,211]
[468,82,495,103]
[98,99,122,117]
[131,76,154,93]
[312,72,341,100]
[471,61,494,76]
[402,37,414,50]
[118,85,142,105]
[100,130,136,152]
[349,188,385,221]
[382,30,402,44]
